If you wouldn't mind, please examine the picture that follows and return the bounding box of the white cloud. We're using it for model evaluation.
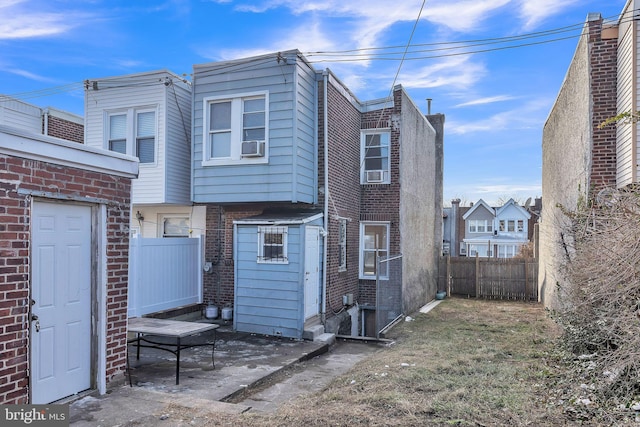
[454,95,517,108]
[1,67,58,83]
[518,0,580,30]
[398,56,486,90]
[448,98,546,135]
[0,0,88,39]
[423,0,512,32]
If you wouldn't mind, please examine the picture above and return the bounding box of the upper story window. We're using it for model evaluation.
[203,92,268,166]
[361,130,390,184]
[468,220,493,233]
[106,108,156,164]
[359,222,389,279]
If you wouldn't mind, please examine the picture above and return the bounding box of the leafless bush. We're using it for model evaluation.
[552,189,640,401]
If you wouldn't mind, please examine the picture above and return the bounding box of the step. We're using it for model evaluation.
[302,324,324,341]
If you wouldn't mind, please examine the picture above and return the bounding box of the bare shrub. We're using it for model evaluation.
[552,189,640,401]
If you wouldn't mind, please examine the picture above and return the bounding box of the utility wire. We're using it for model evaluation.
[1,10,633,102]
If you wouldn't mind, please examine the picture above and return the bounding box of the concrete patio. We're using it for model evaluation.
[69,321,385,426]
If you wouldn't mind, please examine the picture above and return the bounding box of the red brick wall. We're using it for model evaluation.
[589,17,618,191]
[203,204,272,308]
[358,88,402,305]
[320,79,362,313]
[0,154,131,404]
[45,115,84,144]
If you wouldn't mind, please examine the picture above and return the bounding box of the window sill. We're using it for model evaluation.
[202,158,268,167]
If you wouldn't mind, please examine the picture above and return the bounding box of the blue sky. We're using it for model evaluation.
[0,0,628,206]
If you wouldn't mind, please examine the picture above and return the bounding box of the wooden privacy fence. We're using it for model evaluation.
[438,256,538,301]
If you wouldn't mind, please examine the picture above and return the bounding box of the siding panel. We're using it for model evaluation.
[192,51,317,204]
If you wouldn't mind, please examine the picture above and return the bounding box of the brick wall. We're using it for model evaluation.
[589,17,618,191]
[358,89,402,305]
[45,115,84,144]
[0,154,131,404]
[202,204,272,308]
[320,79,362,313]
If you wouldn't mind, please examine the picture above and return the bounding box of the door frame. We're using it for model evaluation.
[29,198,100,403]
[303,225,321,320]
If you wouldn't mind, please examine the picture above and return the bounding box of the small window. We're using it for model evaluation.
[517,220,524,232]
[507,220,515,232]
[359,222,389,279]
[136,111,156,163]
[258,226,288,264]
[338,219,347,272]
[108,114,127,154]
[162,217,190,237]
[499,220,505,232]
[361,130,390,184]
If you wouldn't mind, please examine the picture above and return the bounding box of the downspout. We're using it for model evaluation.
[321,70,329,325]
[42,108,49,137]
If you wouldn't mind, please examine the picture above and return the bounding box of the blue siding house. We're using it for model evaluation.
[189,49,444,340]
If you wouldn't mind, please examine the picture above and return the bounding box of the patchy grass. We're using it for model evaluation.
[152,298,636,426]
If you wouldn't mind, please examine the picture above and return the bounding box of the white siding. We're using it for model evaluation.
[164,80,192,204]
[0,98,42,134]
[617,6,637,187]
[85,71,191,204]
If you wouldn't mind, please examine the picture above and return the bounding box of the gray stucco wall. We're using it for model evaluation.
[399,89,443,314]
[539,27,592,308]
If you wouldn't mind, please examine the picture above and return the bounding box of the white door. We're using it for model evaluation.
[31,201,92,403]
[304,226,320,320]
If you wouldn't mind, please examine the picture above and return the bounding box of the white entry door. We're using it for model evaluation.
[31,201,92,403]
[304,226,320,320]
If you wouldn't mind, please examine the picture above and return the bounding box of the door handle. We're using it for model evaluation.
[31,314,40,333]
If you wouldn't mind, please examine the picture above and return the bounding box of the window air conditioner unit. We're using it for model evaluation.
[241,140,265,157]
[459,247,467,256]
[366,170,384,183]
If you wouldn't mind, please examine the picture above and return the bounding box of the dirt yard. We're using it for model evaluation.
[151,298,638,426]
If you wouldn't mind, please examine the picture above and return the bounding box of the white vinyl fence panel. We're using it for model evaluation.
[128,237,202,317]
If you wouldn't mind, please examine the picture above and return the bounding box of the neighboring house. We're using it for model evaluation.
[83,70,206,239]
[191,50,443,339]
[444,198,535,258]
[540,10,622,306]
[0,124,138,404]
[0,95,84,143]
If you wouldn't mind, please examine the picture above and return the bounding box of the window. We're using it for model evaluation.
[162,216,190,237]
[517,220,524,232]
[507,220,515,232]
[338,219,347,272]
[203,92,268,165]
[136,111,156,163]
[361,130,390,184]
[106,108,156,164]
[108,114,126,154]
[359,222,389,279]
[468,220,492,233]
[258,226,288,264]
[498,244,518,258]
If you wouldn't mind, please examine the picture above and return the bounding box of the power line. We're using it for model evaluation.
[1,10,633,102]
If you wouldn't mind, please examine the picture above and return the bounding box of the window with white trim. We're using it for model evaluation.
[338,219,347,272]
[258,226,288,264]
[359,222,389,279]
[517,220,524,232]
[468,220,492,233]
[203,92,268,165]
[106,108,156,164]
[161,216,190,238]
[361,130,390,184]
